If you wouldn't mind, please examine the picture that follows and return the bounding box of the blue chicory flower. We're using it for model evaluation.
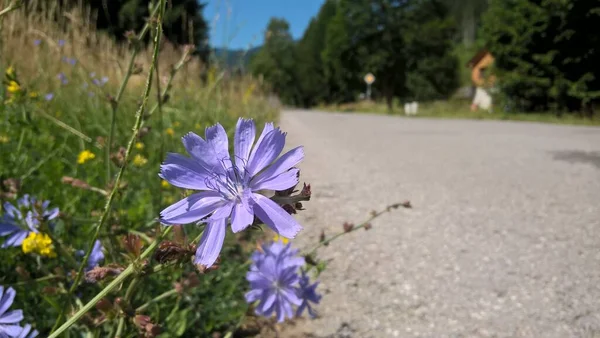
[0,195,59,248]
[44,93,54,101]
[16,324,38,338]
[58,39,65,47]
[0,286,25,337]
[61,57,76,66]
[88,240,104,270]
[33,39,41,46]
[159,118,304,268]
[75,240,105,272]
[245,241,320,322]
[57,73,68,85]
[296,270,321,318]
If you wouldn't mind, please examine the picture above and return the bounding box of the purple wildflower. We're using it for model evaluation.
[61,57,76,66]
[159,118,304,267]
[58,39,65,47]
[16,324,38,338]
[33,40,41,46]
[57,73,68,85]
[101,76,108,85]
[296,270,321,318]
[44,93,54,101]
[0,195,59,248]
[245,241,304,322]
[75,240,104,272]
[0,286,24,337]
[88,240,105,270]
[245,241,319,322]
[91,78,100,86]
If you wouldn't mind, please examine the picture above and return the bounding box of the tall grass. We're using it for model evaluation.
[0,1,278,336]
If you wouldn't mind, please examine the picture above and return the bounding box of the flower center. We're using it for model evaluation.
[207,160,249,202]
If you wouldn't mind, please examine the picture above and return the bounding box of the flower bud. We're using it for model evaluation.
[342,222,354,233]
[96,298,113,314]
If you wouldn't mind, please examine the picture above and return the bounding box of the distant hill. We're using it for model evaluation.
[211,46,261,71]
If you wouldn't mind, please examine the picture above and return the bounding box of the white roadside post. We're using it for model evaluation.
[364,73,375,100]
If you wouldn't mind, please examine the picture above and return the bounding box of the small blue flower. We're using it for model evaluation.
[75,240,105,272]
[245,241,319,323]
[16,324,38,338]
[296,270,321,318]
[0,286,25,337]
[159,118,304,268]
[58,39,65,47]
[44,93,54,101]
[33,39,41,46]
[0,195,59,248]
[57,73,68,85]
[88,240,104,270]
[61,57,76,66]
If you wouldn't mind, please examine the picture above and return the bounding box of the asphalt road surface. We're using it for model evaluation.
[278,109,600,338]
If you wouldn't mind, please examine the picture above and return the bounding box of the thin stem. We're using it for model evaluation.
[135,289,178,312]
[0,0,21,19]
[9,274,63,287]
[48,226,172,338]
[114,277,140,338]
[51,4,167,332]
[143,46,192,121]
[105,4,159,184]
[49,265,135,338]
[303,202,409,257]
[35,110,101,149]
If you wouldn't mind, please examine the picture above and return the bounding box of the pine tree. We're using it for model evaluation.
[481,0,600,114]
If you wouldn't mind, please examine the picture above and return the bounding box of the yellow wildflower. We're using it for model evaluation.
[5,66,14,77]
[29,91,39,99]
[161,180,170,188]
[166,127,174,136]
[77,150,95,164]
[133,154,148,166]
[135,142,145,150]
[22,232,56,258]
[173,121,181,127]
[0,135,9,143]
[7,81,20,93]
[273,234,289,244]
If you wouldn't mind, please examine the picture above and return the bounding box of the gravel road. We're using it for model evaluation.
[278,109,600,338]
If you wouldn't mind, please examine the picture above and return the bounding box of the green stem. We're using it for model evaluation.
[0,0,21,19]
[303,202,408,257]
[135,289,178,312]
[50,265,135,338]
[114,277,140,338]
[105,4,161,185]
[50,4,167,332]
[48,226,172,338]
[35,110,101,148]
[10,274,63,287]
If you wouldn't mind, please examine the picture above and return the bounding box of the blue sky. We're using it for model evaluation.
[204,0,325,50]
